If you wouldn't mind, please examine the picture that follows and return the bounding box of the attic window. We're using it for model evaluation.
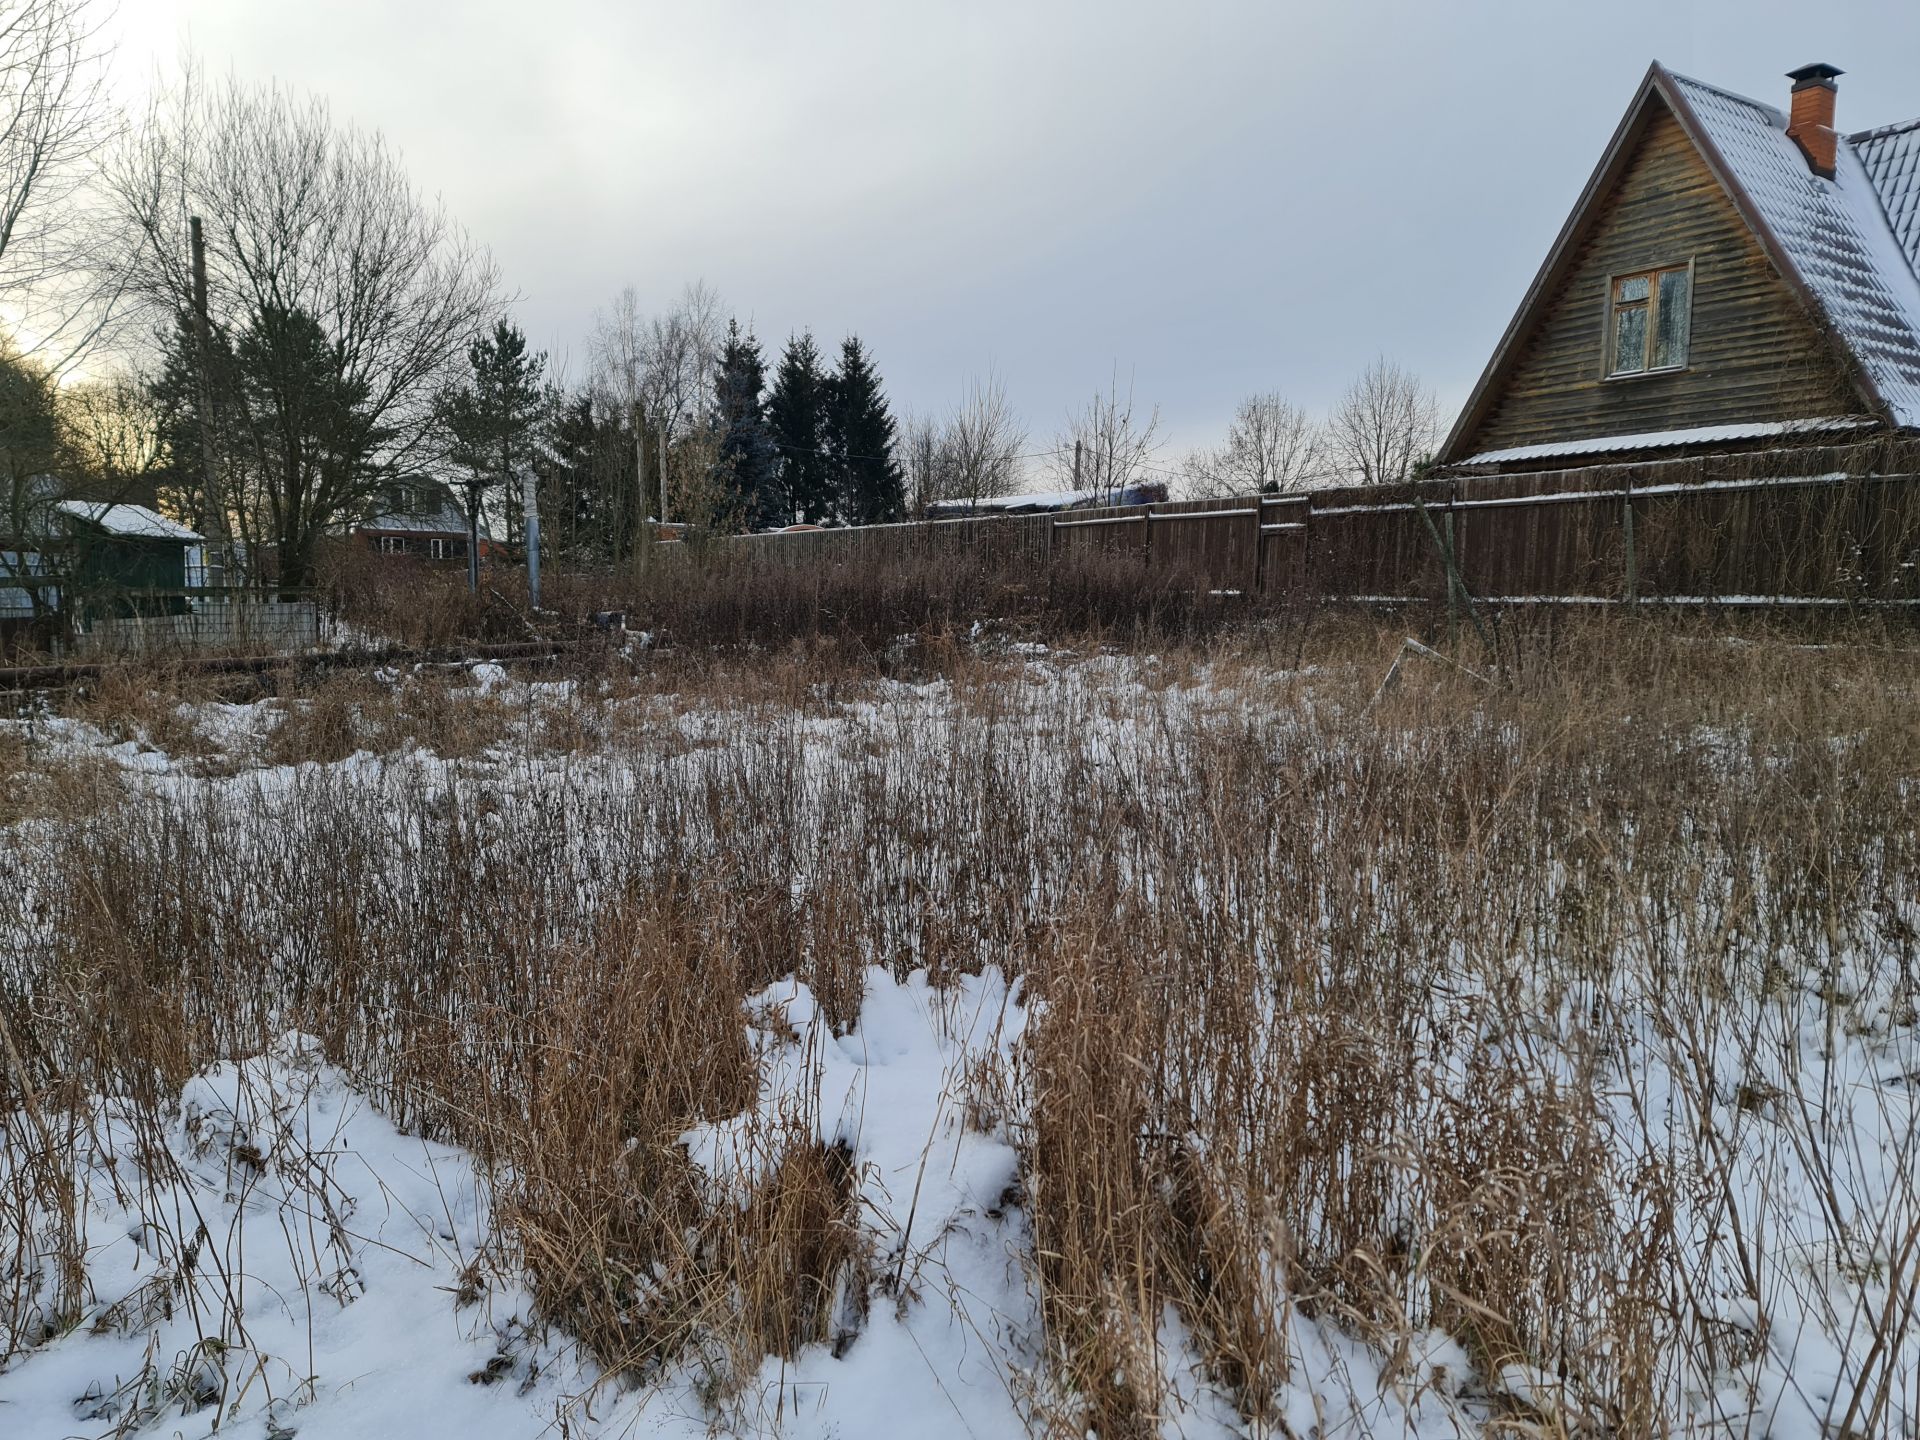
[1607,265,1692,376]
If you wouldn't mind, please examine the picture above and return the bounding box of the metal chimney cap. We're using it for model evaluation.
[1787,62,1844,90]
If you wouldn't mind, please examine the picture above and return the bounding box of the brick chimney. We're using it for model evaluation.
[1785,62,1843,180]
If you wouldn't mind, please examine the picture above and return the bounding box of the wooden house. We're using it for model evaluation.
[351,479,497,562]
[1437,63,1920,472]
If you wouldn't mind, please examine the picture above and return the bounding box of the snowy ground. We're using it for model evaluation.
[0,973,1037,1440]
[2,649,1916,1438]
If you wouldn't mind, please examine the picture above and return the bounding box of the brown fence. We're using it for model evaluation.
[715,442,1920,609]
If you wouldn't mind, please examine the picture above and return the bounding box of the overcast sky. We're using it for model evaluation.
[105,0,1920,462]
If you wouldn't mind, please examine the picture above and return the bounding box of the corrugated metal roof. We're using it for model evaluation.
[1459,417,1875,467]
[1668,71,1920,428]
[1854,118,1920,269]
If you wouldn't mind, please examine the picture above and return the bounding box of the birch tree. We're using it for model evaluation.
[1327,357,1440,486]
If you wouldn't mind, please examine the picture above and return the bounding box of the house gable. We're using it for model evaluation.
[1442,82,1872,464]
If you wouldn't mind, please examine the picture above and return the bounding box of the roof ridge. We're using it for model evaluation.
[1850,115,1920,144]
[1662,67,1786,126]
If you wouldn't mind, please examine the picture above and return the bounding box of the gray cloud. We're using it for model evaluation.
[111,0,1920,456]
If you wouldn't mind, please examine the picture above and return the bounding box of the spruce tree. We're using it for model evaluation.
[542,391,612,561]
[437,319,550,551]
[825,336,904,526]
[767,331,832,524]
[711,319,782,530]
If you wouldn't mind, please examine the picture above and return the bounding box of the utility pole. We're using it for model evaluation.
[188,218,228,574]
[1072,439,1082,495]
[659,429,670,528]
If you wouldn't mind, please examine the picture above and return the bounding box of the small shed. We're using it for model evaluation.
[54,502,204,614]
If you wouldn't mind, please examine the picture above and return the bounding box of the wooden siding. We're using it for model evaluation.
[1456,103,1866,458]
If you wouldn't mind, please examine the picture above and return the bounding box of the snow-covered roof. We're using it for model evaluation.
[54,501,202,542]
[971,489,1090,512]
[1854,118,1920,270]
[1460,417,1877,467]
[929,485,1163,516]
[359,512,474,538]
[1666,70,1920,429]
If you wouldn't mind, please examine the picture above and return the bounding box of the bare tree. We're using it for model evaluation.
[898,409,946,516]
[1185,390,1327,497]
[103,68,503,581]
[588,279,724,526]
[1327,357,1440,486]
[942,369,1025,504]
[1055,368,1163,501]
[0,0,119,365]
[589,282,724,433]
[59,373,164,495]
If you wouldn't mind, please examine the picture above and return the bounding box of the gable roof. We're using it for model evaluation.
[1440,63,1920,465]
[53,501,203,542]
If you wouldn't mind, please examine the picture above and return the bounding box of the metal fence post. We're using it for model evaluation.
[1623,489,1638,607]
[1444,511,1458,647]
[1251,502,1265,594]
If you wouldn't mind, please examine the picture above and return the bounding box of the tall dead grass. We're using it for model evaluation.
[2,611,1917,1433]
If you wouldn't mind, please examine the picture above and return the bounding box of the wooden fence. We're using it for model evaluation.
[717,442,1920,609]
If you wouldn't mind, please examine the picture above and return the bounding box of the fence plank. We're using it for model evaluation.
[705,444,1920,610]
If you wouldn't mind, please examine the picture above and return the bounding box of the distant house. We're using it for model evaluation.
[352,479,498,561]
[925,482,1169,520]
[2,492,208,653]
[1438,63,1920,471]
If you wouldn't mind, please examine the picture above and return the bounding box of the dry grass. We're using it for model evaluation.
[3,609,1918,1433]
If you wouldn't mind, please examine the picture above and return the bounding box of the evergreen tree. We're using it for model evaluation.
[147,313,238,534]
[767,331,832,524]
[710,319,782,530]
[437,319,550,551]
[825,336,903,526]
[541,391,616,561]
[234,303,391,582]
[146,304,389,581]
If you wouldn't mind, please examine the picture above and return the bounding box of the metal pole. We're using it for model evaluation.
[1251,502,1265,594]
[634,403,648,577]
[465,484,481,594]
[1623,490,1638,606]
[523,465,541,610]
